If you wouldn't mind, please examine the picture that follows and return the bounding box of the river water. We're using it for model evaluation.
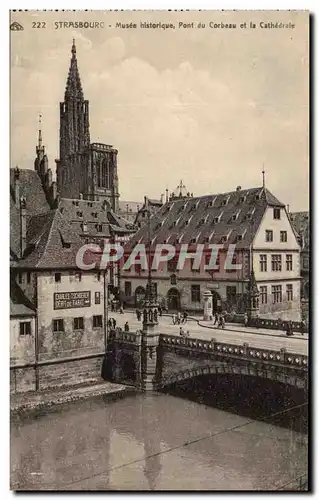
[11,379,308,491]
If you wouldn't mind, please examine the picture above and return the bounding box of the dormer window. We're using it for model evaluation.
[213,212,223,224]
[231,211,241,222]
[76,211,83,217]
[92,212,98,218]
[73,200,79,206]
[96,224,103,232]
[239,195,246,203]
[220,235,227,243]
[81,223,88,232]
[255,194,260,201]
[236,234,243,241]
[87,202,93,207]
[221,196,230,207]
[208,198,216,208]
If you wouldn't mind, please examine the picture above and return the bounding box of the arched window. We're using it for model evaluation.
[97,160,102,188]
[101,158,110,189]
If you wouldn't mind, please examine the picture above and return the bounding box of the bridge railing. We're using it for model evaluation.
[159,334,308,369]
[109,328,142,345]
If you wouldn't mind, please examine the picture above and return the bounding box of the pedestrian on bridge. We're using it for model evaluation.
[214,312,219,326]
[244,313,248,327]
[124,321,130,332]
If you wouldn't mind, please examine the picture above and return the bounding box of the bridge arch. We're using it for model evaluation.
[118,353,137,383]
[160,364,306,390]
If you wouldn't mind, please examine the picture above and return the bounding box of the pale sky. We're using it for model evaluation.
[10,10,309,211]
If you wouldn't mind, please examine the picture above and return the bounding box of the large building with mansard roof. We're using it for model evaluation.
[121,184,302,321]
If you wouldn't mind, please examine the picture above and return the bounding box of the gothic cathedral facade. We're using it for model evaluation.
[56,41,120,212]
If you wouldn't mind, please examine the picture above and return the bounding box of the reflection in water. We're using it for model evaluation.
[11,378,308,491]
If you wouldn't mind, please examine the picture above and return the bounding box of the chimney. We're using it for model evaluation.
[160,193,164,204]
[286,204,290,213]
[236,186,242,192]
[14,166,20,206]
[20,196,27,257]
[51,181,57,207]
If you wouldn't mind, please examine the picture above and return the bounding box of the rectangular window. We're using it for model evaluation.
[125,281,132,296]
[273,208,281,220]
[97,224,103,232]
[191,285,201,303]
[96,271,101,281]
[75,271,82,282]
[280,231,287,242]
[271,285,282,304]
[265,230,273,242]
[27,272,31,284]
[19,321,31,336]
[271,254,282,271]
[73,317,84,330]
[53,319,64,332]
[260,286,267,304]
[260,254,267,272]
[226,286,237,305]
[93,315,103,328]
[286,284,293,301]
[286,254,293,271]
[18,273,23,284]
[303,256,309,270]
[95,292,101,304]
[55,273,61,283]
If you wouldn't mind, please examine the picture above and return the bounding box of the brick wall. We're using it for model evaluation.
[10,356,104,394]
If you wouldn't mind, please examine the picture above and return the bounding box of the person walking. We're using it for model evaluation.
[158,306,162,317]
[112,318,116,329]
[244,313,248,327]
[124,321,129,332]
[214,312,219,326]
[183,311,188,324]
[172,313,176,325]
[177,312,181,325]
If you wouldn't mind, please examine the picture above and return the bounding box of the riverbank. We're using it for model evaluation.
[11,380,135,418]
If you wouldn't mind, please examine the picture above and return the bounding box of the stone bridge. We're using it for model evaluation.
[103,329,308,392]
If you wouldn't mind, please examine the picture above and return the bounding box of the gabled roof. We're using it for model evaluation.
[58,198,135,237]
[10,168,50,215]
[125,186,285,251]
[10,277,35,317]
[17,209,84,269]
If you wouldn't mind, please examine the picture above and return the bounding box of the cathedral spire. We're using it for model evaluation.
[65,39,84,100]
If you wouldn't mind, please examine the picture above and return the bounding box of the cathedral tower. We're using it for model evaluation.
[56,40,120,211]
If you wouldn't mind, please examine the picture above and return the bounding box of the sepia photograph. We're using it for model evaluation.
[9,9,309,491]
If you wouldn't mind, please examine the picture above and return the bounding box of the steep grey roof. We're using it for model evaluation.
[10,168,50,215]
[58,198,135,237]
[125,187,284,251]
[17,209,85,269]
[10,277,35,317]
[289,211,309,250]
[289,211,309,234]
